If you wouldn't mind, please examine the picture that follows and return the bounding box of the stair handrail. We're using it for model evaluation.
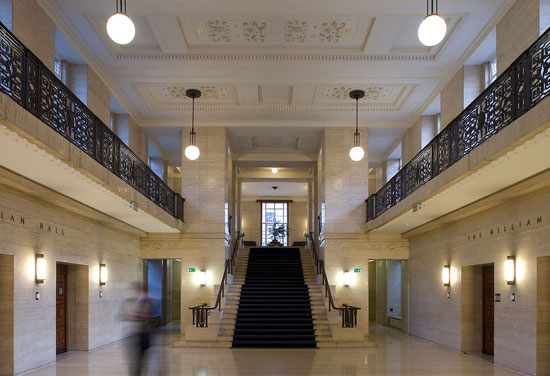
[189,232,245,327]
[305,232,360,328]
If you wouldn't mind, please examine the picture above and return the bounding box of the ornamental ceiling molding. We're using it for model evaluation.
[148,105,401,112]
[87,12,462,61]
[142,84,414,112]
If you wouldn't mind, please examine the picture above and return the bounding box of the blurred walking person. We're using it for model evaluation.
[122,281,155,376]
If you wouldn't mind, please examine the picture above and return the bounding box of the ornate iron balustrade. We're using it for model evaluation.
[366,27,550,222]
[0,22,184,221]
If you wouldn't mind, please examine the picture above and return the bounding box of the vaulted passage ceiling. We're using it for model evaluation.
[43,0,514,165]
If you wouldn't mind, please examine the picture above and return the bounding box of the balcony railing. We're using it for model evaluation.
[0,22,184,221]
[366,26,550,222]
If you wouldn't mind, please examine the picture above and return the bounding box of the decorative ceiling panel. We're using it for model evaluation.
[134,84,238,110]
[180,15,373,50]
[314,84,416,110]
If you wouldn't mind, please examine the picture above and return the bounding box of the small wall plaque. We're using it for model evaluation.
[495,293,501,302]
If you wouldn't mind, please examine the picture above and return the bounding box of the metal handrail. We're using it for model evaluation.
[305,232,360,328]
[366,25,550,222]
[189,232,244,327]
[0,21,184,220]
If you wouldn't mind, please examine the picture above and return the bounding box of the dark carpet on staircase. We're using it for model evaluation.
[232,247,317,348]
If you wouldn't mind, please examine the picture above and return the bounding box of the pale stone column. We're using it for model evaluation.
[386,158,400,181]
[497,0,541,75]
[440,65,485,130]
[440,67,464,130]
[402,115,438,165]
[375,165,386,191]
[165,163,176,189]
[115,114,148,163]
[129,117,148,163]
[66,64,88,104]
[176,126,228,333]
[420,115,438,148]
[322,127,370,325]
[11,0,55,71]
[463,65,485,107]
[87,67,110,125]
[65,64,111,126]
[149,157,164,179]
[368,172,377,196]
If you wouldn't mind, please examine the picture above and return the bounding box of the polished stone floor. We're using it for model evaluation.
[23,325,521,376]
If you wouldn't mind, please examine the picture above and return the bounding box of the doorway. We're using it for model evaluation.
[482,265,495,355]
[145,259,181,326]
[56,264,68,354]
[461,263,494,356]
[368,259,405,330]
[0,254,14,374]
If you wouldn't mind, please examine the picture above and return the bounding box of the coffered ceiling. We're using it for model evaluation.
[41,0,514,164]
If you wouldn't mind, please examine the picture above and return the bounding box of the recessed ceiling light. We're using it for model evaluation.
[272,167,278,174]
[197,28,206,34]
[345,29,353,34]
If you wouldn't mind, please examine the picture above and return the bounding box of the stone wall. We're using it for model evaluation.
[0,172,142,374]
[408,181,550,375]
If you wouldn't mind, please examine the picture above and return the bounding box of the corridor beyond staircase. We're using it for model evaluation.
[232,247,317,348]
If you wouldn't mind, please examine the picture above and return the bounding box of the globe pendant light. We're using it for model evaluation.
[349,90,365,162]
[107,0,135,45]
[418,0,446,47]
[185,89,201,161]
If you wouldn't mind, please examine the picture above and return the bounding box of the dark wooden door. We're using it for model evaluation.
[56,264,67,354]
[482,265,494,355]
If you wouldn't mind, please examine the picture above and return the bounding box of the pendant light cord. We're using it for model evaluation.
[116,0,127,14]
[354,96,360,147]
[190,97,196,146]
[427,0,438,16]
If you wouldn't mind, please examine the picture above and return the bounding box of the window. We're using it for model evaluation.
[54,57,61,78]
[489,59,497,85]
[261,202,288,246]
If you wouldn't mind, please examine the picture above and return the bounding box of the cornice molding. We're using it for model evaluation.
[148,105,401,112]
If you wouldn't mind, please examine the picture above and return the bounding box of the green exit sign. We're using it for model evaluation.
[187,268,196,272]
[353,268,362,273]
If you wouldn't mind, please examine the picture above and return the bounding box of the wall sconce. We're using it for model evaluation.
[505,256,516,285]
[99,264,108,286]
[343,271,351,287]
[199,270,206,286]
[35,254,46,283]
[442,265,450,286]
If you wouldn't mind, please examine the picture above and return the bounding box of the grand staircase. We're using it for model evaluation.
[176,242,370,348]
[232,247,317,348]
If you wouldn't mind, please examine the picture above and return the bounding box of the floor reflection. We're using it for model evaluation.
[23,324,521,376]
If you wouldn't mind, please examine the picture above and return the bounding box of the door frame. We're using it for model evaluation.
[56,264,68,354]
[482,264,495,356]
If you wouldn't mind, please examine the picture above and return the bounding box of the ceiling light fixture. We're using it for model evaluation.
[106,0,135,45]
[349,90,365,162]
[418,0,447,47]
[185,89,201,161]
[272,167,278,174]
